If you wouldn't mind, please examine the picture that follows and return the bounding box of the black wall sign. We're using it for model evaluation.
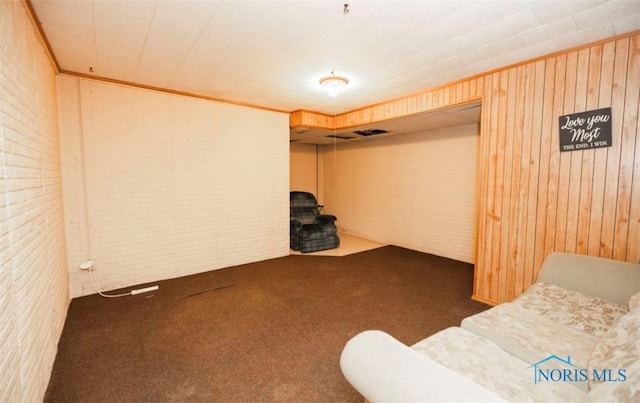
[559,107,612,152]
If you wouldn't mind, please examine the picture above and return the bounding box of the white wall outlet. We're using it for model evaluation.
[79,260,95,270]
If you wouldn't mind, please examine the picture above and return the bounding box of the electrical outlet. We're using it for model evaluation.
[79,260,95,271]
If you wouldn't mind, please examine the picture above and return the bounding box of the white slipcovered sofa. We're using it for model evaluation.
[340,252,640,402]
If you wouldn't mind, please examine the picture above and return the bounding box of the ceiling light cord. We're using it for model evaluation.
[333,88,338,171]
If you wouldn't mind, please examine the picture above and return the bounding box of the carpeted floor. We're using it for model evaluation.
[45,246,489,402]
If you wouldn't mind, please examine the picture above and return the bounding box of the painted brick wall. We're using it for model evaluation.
[0,1,69,401]
[322,124,479,263]
[58,77,290,297]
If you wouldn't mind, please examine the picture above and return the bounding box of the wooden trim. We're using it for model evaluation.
[290,99,483,132]
[470,295,498,307]
[334,98,483,130]
[24,0,60,73]
[59,70,290,114]
[289,110,335,129]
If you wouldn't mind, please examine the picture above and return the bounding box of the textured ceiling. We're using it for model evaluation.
[31,0,640,117]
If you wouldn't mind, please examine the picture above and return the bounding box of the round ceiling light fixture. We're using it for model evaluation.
[319,71,349,96]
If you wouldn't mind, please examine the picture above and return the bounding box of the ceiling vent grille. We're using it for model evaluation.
[353,129,388,136]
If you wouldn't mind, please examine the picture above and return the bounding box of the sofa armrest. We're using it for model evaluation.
[316,214,337,225]
[340,330,506,402]
[537,252,640,305]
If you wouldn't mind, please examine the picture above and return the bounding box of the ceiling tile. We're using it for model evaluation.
[477,9,540,42]
[531,0,608,25]
[30,0,640,118]
[92,0,157,80]
[517,16,579,47]
[573,0,639,30]
[613,12,640,34]
[553,23,617,51]
[134,1,221,86]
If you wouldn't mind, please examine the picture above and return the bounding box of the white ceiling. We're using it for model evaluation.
[31,0,639,133]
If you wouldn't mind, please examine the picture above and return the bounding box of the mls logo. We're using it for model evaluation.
[528,355,588,385]
[528,355,627,385]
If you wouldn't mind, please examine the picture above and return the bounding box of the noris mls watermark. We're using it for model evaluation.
[528,355,627,385]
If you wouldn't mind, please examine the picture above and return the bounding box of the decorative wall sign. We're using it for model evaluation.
[559,107,612,152]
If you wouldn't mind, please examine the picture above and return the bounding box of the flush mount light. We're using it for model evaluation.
[319,71,349,96]
[319,74,349,88]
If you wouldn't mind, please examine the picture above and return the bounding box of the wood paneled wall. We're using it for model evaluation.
[475,33,639,305]
[293,31,640,305]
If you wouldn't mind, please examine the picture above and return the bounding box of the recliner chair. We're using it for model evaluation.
[290,191,340,253]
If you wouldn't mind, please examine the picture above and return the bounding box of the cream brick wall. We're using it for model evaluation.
[59,77,290,297]
[0,1,69,401]
[322,124,479,263]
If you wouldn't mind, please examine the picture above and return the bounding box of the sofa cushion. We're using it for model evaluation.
[461,302,598,392]
[586,358,640,402]
[511,282,628,338]
[411,327,586,402]
[461,283,628,392]
[536,252,640,306]
[588,308,640,391]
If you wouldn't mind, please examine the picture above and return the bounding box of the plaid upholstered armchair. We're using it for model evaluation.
[290,191,340,253]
